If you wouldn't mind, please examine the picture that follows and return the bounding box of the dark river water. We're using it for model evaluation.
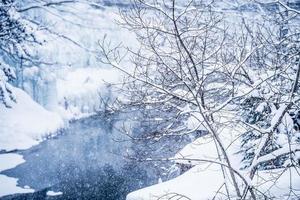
[0,113,160,200]
[0,111,193,200]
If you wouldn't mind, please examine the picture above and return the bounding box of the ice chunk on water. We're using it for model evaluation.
[46,191,63,196]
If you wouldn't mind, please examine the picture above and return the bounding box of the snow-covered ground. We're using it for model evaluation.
[127,134,228,200]
[127,163,225,200]
[127,161,300,200]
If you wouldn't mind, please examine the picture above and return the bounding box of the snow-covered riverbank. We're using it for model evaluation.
[0,87,64,152]
[0,66,121,197]
[0,87,64,197]
[0,154,34,197]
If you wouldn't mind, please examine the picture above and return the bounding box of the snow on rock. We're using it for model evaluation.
[0,86,64,151]
[0,175,34,197]
[46,191,63,196]
[255,102,267,112]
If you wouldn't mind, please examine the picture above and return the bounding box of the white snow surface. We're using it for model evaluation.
[0,86,64,151]
[174,135,218,165]
[127,164,225,200]
[127,164,300,200]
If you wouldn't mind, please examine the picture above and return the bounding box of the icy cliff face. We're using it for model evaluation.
[17,2,136,116]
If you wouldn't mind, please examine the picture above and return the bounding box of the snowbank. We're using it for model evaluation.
[127,135,229,200]
[127,164,225,200]
[0,87,64,151]
[127,164,300,200]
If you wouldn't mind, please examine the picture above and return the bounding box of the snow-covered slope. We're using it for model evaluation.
[0,86,64,151]
[127,163,300,200]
